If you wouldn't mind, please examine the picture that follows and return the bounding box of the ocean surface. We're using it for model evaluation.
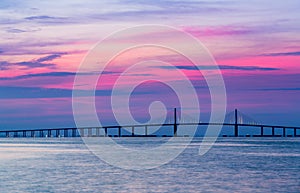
[0,137,299,193]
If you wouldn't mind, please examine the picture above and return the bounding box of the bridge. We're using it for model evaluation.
[1,109,300,138]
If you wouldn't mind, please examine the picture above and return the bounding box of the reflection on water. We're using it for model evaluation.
[0,138,299,192]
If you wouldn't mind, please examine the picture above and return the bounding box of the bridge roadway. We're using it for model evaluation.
[1,122,300,138]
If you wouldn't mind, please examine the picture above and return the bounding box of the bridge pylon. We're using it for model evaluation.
[174,108,177,137]
[234,109,238,137]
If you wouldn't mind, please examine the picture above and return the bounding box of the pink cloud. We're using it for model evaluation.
[217,55,300,75]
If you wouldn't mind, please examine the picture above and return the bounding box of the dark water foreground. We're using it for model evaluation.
[0,137,299,193]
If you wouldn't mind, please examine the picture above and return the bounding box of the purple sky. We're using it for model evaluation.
[0,1,300,129]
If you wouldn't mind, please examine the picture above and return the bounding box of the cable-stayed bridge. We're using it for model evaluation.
[1,109,299,138]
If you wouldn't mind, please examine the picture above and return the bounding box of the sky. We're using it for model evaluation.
[0,0,300,129]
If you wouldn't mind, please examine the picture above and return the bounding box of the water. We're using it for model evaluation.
[0,138,299,192]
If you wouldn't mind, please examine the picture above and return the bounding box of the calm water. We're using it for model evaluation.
[0,137,299,193]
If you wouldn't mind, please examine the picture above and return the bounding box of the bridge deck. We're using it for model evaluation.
[1,122,299,138]
[1,109,299,138]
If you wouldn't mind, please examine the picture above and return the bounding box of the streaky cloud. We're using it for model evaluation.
[0,86,112,99]
[23,15,71,25]
[25,15,66,20]
[261,51,300,56]
[0,52,67,70]
[254,88,300,91]
[0,41,86,55]
[5,27,41,34]
[0,72,76,80]
[183,25,253,37]
[0,70,133,81]
[153,65,280,71]
[36,53,64,62]
[16,61,55,68]
[6,28,27,33]
[219,65,280,71]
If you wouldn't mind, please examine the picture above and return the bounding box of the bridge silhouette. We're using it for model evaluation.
[1,109,299,138]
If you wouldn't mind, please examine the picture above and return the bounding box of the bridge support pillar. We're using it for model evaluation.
[118,126,121,137]
[96,128,100,137]
[145,126,148,136]
[88,128,92,137]
[132,127,135,137]
[272,127,275,136]
[72,129,77,137]
[6,131,9,137]
[64,129,68,137]
[260,126,264,136]
[31,131,34,137]
[14,131,18,138]
[48,130,51,137]
[104,128,107,137]
[294,128,297,137]
[234,125,238,137]
[283,127,286,137]
[23,131,26,138]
